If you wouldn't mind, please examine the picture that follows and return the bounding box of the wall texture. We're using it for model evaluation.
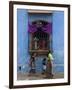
[17,9,64,73]
[53,11,64,73]
[17,9,30,73]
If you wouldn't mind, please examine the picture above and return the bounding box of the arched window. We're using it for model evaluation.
[29,20,52,54]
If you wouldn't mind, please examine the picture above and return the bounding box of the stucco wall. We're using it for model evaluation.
[17,9,64,73]
[52,11,64,73]
[17,9,30,73]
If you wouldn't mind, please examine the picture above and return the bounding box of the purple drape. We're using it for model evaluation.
[28,23,52,34]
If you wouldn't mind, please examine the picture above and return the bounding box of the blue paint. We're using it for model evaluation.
[17,9,30,73]
[17,10,64,73]
[28,13,52,23]
[35,57,44,73]
[52,11,64,72]
[53,66,64,73]
[53,11,64,50]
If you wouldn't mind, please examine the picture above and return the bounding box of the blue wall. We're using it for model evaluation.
[28,13,52,23]
[52,11,64,73]
[17,10,64,73]
[17,9,30,73]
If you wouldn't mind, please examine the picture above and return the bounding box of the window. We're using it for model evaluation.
[28,20,52,54]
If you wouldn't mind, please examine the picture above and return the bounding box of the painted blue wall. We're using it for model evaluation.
[17,9,30,73]
[17,10,64,73]
[28,13,52,23]
[52,11,64,73]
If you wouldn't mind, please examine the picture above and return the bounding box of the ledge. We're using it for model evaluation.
[29,49,49,55]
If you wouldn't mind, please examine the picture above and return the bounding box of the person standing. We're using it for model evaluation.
[46,51,54,78]
[42,58,46,74]
[29,53,36,73]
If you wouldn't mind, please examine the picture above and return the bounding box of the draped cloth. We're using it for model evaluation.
[28,23,52,34]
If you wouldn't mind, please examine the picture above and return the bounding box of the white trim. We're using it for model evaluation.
[28,10,53,13]
[13,4,68,85]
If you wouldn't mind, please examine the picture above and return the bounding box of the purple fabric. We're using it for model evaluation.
[28,23,52,34]
[28,24,37,34]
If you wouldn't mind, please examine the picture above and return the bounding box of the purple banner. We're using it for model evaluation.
[28,23,52,34]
